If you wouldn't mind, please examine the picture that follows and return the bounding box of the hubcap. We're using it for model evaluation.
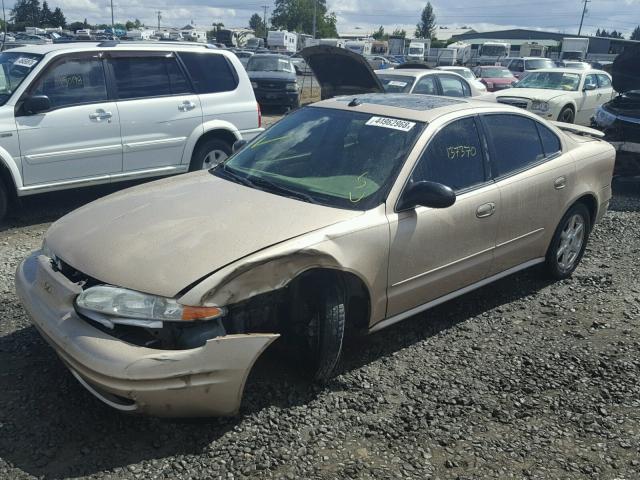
[201,149,228,170]
[561,110,574,123]
[556,214,585,272]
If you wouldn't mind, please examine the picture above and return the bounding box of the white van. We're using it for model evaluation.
[0,42,263,219]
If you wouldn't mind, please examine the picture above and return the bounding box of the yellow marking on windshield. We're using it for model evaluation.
[251,134,293,149]
[349,172,369,203]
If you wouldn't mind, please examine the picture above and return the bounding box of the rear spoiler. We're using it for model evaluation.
[550,121,605,139]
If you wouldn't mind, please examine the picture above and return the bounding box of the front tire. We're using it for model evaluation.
[558,106,575,123]
[189,138,232,172]
[0,182,7,222]
[288,276,346,382]
[545,203,591,279]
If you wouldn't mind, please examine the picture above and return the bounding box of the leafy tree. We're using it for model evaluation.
[595,28,601,36]
[631,25,640,41]
[40,1,51,26]
[249,13,266,37]
[67,21,85,32]
[50,7,65,27]
[372,25,387,40]
[11,0,41,27]
[415,2,436,39]
[271,0,338,38]
[391,28,406,38]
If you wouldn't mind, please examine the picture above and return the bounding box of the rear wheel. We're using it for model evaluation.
[189,138,232,171]
[288,275,346,382]
[558,106,575,123]
[545,203,591,279]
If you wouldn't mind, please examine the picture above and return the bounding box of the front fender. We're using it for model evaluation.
[181,120,241,165]
[0,146,23,191]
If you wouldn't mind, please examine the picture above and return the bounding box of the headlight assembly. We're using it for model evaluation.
[531,100,549,112]
[286,82,298,92]
[75,285,225,328]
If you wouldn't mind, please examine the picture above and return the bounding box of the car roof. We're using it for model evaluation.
[5,41,227,56]
[528,67,607,75]
[374,69,438,78]
[312,93,516,123]
[251,53,290,59]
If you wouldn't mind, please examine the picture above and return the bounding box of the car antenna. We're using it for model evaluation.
[348,98,361,107]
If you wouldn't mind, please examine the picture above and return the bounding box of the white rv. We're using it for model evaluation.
[319,38,346,49]
[477,42,511,64]
[267,30,298,53]
[345,39,373,56]
[520,42,548,58]
[407,39,431,62]
[126,29,155,41]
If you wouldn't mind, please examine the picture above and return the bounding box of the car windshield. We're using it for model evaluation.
[377,74,415,93]
[409,47,423,54]
[482,46,507,56]
[480,67,513,78]
[247,56,294,72]
[0,52,42,105]
[215,107,424,210]
[515,71,581,91]
[525,59,556,70]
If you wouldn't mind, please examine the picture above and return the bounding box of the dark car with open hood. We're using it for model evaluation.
[592,45,640,176]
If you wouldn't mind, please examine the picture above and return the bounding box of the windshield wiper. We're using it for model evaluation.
[247,175,319,204]
[217,165,255,188]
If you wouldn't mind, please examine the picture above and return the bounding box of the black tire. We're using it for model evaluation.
[545,203,591,279]
[0,182,6,222]
[189,138,232,172]
[558,106,575,123]
[288,276,346,382]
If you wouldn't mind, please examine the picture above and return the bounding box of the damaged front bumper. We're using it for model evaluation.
[593,104,640,176]
[15,252,279,417]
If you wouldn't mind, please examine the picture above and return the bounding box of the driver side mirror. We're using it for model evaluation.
[232,139,248,153]
[23,95,51,115]
[583,83,597,91]
[397,181,456,211]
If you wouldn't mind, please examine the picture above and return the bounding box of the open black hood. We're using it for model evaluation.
[612,45,640,93]
[300,45,384,100]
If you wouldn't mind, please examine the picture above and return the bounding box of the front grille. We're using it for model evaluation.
[498,98,529,109]
[257,81,286,91]
[53,258,100,288]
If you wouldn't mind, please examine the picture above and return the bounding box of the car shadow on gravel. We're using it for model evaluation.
[611,176,640,212]
[0,267,554,479]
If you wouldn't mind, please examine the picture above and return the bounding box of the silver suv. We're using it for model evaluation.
[0,41,263,219]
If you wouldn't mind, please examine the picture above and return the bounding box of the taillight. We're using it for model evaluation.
[257,102,262,128]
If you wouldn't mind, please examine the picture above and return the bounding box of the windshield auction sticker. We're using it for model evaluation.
[14,57,38,68]
[366,116,415,132]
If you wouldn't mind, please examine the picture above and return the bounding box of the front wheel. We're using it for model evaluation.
[545,203,591,279]
[189,138,232,171]
[288,276,346,382]
[558,106,575,124]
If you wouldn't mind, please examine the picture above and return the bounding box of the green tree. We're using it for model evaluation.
[271,0,338,38]
[249,13,266,37]
[11,0,41,27]
[372,25,386,40]
[415,2,436,39]
[391,28,406,38]
[631,25,640,41]
[40,1,52,26]
[50,7,66,27]
[67,21,85,32]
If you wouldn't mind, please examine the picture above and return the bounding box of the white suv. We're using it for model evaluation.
[0,41,263,219]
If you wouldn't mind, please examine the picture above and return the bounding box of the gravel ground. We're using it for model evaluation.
[0,177,639,480]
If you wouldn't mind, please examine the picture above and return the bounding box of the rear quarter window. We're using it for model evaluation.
[179,52,238,94]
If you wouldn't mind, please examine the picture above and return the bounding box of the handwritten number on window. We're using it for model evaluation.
[447,145,477,159]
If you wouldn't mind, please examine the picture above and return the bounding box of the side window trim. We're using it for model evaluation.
[479,112,561,182]
[17,52,110,115]
[394,114,492,212]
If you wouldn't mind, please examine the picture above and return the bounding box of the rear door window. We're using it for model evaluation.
[584,74,598,90]
[410,117,486,191]
[109,55,191,100]
[482,114,546,177]
[437,74,470,97]
[596,74,612,89]
[412,76,437,95]
[180,52,239,93]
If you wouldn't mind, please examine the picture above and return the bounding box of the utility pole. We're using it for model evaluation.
[312,0,317,38]
[1,0,6,50]
[578,0,590,36]
[262,5,268,37]
[157,10,161,30]
[110,0,114,31]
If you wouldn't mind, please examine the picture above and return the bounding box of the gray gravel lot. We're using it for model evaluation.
[0,175,639,480]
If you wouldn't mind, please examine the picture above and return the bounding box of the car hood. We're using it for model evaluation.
[44,172,361,298]
[611,45,640,93]
[300,45,383,99]
[495,88,569,101]
[247,70,296,81]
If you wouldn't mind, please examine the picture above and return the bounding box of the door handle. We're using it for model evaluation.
[178,100,197,112]
[554,176,566,190]
[476,202,496,218]
[89,109,112,121]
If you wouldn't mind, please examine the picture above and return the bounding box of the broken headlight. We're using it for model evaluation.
[75,285,226,329]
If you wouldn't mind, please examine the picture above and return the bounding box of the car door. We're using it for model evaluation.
[16,53,122,186]
[436,73,472,98]
[481,113,574,274]
[596,73,615,101]
[386,116,500,317]
[107,51,202,171]
[576,73,600,125]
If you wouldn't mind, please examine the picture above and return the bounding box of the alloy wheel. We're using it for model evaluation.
[556,214,585,272]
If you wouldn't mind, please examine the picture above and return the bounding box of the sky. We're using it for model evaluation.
[17,0,640,37]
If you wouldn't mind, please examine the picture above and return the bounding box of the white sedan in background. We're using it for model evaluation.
[494,68,615,125]
[376,68,490,98]
[436,66,488,93]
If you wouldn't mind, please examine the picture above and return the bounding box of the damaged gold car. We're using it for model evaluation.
[16,93,615,417]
